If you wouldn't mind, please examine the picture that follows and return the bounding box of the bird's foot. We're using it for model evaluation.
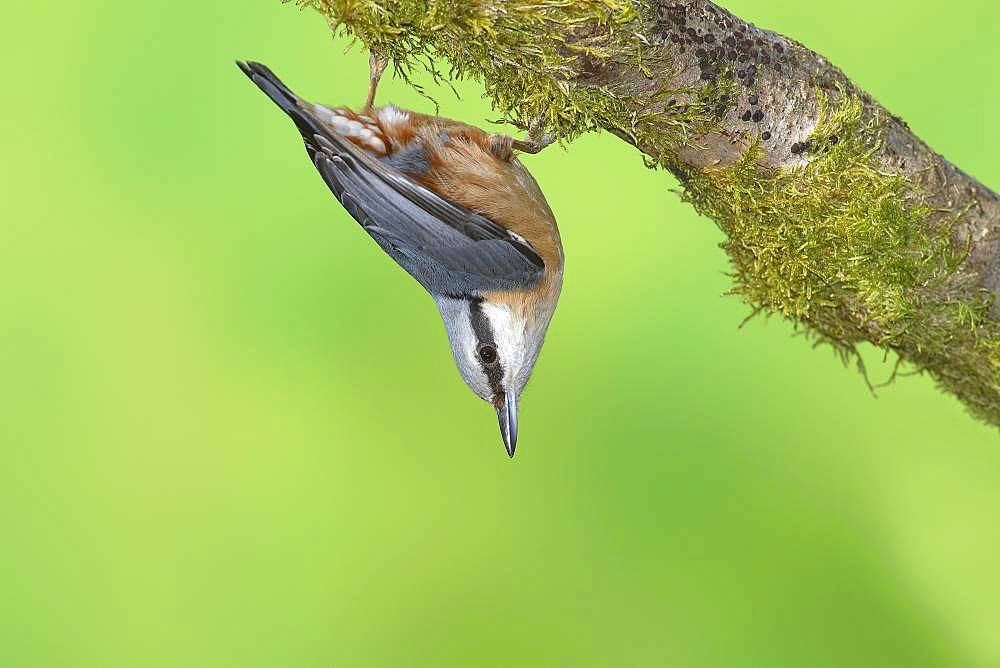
[489,113,555,161]
[510,113,555,154]
[363,52,389,115]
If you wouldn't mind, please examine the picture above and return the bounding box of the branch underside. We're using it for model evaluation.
[301,0,1000,426]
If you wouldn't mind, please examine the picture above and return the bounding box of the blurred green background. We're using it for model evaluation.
[2,0,999,665]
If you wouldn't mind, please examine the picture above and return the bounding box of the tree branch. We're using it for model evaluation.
[300,0,1000,426]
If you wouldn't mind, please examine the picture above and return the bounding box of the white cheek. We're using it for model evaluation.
[435,296,496,401]
[462,348,493,399]
[479,302,527,384]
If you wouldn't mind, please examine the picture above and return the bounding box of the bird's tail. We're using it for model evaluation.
[236,60,325,141]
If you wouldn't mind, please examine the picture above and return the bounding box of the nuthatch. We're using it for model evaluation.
[237,58,563,457]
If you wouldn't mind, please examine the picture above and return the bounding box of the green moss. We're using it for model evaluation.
[683,90,1000,423]
[296,0,727,147]
[686,94,936,338]
[298,0,627,129]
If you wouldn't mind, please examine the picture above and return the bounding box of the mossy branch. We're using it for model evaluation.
[296,0,1000,426]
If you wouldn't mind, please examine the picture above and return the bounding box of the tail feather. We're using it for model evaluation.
[237,60,325,142]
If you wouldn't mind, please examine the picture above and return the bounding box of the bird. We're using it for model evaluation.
[237,57,564,457]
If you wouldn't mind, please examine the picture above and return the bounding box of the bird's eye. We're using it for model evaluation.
[478,343,499,365]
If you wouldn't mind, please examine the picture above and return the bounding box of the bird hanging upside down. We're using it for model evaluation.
[237,57,563,457]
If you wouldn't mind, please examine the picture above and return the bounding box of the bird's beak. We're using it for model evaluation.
[496,389,518,458]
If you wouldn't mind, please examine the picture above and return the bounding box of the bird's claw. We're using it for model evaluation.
[510,113,555,154]
[488,113,555,161]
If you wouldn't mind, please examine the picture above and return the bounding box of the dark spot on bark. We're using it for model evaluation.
[752,110,764,122]
[762,131,772,140]
[829,134,840,144]
[749,95,759,106]
[741,110,752,121]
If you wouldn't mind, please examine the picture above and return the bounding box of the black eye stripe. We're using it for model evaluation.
[468,298,504,395]
[467,298,493,342]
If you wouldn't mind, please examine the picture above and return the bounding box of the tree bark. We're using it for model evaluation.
[303,0,1000,426]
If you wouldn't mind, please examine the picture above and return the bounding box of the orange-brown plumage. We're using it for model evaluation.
[309,96,565,321]
[312,103,564,319]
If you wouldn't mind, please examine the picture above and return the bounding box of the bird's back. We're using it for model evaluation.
[313,103,563,276]
[239,61,562,313]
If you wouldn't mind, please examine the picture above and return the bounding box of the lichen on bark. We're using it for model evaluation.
[295,0,1000,426]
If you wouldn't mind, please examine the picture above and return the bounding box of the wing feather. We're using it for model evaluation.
[309,133,544,296]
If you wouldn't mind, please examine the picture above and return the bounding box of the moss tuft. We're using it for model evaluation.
[682,90,1000,423]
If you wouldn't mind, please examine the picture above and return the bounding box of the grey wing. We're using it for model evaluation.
[309,134,544,296]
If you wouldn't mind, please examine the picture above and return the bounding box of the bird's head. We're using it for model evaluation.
[435,290,560,458]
